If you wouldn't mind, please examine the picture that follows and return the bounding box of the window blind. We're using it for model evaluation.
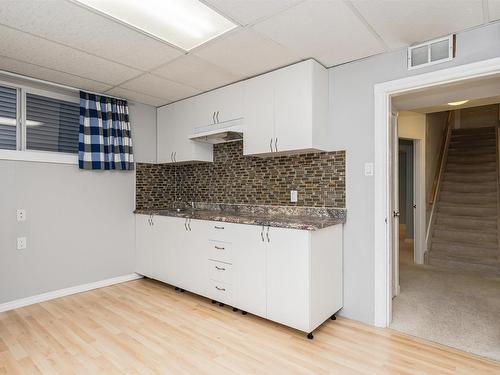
[26,93,79,154]
[0,85,17,150]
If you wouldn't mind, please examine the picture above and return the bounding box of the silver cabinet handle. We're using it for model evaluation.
[170,152,173,162]
[184,219,188,231]
[270,138,273,152]
[188,218,192,231]
[214,226,224,230]
[173,151,176,163]
[215,266,226,271]
[148,217,151,226]
[216,111,219,123]
[260,225,264,242]
[274,138,278,152]
[212,111,216,124]
[266,226,270,242]
[215,245,225,250]
[215,286,226,291]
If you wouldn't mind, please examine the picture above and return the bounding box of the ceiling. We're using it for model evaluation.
[0,0,498,107]
[393,74,500,113]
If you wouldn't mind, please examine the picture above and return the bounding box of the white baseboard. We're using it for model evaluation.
[0,273,143,313]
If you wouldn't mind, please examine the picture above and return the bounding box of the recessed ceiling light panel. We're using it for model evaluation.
[74,0,237,51]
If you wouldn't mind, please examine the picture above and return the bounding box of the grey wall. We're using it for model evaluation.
[0,101,156,305]
[329,21,500,324]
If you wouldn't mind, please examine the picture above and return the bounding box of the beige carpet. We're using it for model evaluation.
[391,238,500,362]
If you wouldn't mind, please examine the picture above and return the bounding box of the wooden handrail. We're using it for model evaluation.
[428,111,453,205]
[425,111,453,255]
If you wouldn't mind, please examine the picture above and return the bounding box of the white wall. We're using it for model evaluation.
[329,21,500,324]
[0,100,156,305]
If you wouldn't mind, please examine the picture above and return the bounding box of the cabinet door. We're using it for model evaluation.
[242,73,275,155]
[266,227,310,332]
[216,82,243,123]
[233,224,267,317]
[156,105,177,163]
[183,218,210,296]
[157,99,212,163]
[135,215,155,277]
[274,62,312,153]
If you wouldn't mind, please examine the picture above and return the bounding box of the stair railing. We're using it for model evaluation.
[425,111,453,256]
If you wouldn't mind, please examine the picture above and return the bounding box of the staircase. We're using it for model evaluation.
[427,126,500,275]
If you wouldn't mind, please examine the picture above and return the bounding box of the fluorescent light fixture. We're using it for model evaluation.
[74,0,237,51]
[447,100,469,106]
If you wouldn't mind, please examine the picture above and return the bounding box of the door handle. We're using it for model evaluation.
[260,225,265,242]
[215,286,226,291]
[216,111,219,123]
[266,226,270,242]
[214,245,225,250]
[212,111,216,124]
[274,138,278,152]
[270,138,273,152]
[393,211,400,217]
[170,152,173,162]
[214,226,224,230]
[215,266,226,271]
[188,218,192,231]
[184,219,188,231]
[173,152,176,163]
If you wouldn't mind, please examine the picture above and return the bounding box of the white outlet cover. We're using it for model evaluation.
[364,162,374,176]
[16,209,26,222]
[290,190,298,203]
[17,237,27,250]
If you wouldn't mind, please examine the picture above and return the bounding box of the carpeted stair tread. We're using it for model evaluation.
[435,214,497,230]
[431,240,498,258]
[426,254,500,275]
[442,171,497,183]
[437,204,497,217]
[439,191,497,205]
[445,162,497,173]
[446,154,497,164]
[449,139,497,149]
[432,227,497,245]
[440,180,496,193]
[451,127,496,135]
[447,146,496,156]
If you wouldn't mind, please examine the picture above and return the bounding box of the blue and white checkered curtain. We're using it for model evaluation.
[79,91,134,170]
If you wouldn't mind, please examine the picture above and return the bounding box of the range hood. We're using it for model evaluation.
[189,118,243,144]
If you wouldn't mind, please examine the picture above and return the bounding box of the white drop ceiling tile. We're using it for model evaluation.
[0,0,183,70]
[253,0,386,67]
[106,87,168,107]
[193,28,301,76]
[351,0,484,49]
[0,25,141,85]
[152,55,241,91]
[203,0,304,26]
[120,74,201,102]
[488,0,500,21]
[0,55,112,93]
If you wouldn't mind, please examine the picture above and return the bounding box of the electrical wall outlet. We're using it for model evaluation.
[16,209,26,222]
[290,190,298,203]
[364,162,374,176]
[17,237,27,250]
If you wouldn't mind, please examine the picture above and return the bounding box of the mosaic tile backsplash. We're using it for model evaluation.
[136,141,345,209]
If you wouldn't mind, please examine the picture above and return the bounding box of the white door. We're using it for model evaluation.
[242,73,275,155]
[157,105,177,163]
[266,227,310,332]
[273,62,311,153]
[233,224,267,317]
[390,113,400,301]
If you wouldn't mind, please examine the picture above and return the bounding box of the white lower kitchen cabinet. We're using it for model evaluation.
[135,214,343,336]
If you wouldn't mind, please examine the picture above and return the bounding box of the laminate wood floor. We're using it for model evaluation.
[1,278,499,374]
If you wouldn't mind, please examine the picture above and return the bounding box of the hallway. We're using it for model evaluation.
[391,235,500,361]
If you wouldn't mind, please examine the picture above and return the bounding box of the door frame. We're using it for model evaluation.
[373,56,500,327]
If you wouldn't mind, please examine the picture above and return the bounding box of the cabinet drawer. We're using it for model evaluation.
[209,280,232,304]
[209,260,233,284]
[208,240,232,263]
[208,221,235,242]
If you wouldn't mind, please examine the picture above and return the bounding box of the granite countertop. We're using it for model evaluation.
[134,203,346,231]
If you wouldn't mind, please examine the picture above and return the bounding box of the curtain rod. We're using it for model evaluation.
[0,69,128,101]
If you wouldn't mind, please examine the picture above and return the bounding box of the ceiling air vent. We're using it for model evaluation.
[408,35,455,70]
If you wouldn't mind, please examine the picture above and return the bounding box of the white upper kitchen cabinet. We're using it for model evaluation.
[242,72,275,155]
[157,98,212,164]
[193,82,244,128]
[243,59,330,156]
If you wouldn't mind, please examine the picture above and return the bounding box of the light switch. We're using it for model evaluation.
[17,237,27,250]
[364,162,374,176]
[17,209,26,222]
[290,190,298,203]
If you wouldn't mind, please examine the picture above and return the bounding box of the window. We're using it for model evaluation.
[26,93,79,153]
[0,81,80,163]
[0,85,17,150]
